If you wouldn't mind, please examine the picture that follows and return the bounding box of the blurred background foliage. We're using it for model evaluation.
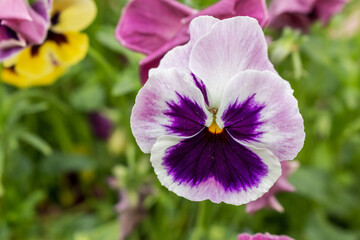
[0,0,360,239]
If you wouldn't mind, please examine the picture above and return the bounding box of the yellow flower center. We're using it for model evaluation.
[208,120,223,134]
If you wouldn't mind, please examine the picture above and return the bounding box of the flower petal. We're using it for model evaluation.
[238,232,294,240]
[269,0,315,17]
[246,161,299,214]
[15,44,55,78]
[115,0,195,55]
[131,68,211,153]
[192,0,269,27]
[217,70,305,161]
[46,32,89,66]
[139,28,189,84]
[2,0,50,44]
[0,0,32,21]
[189,16,275,108]
[0,26,26,61]
[314,0,348,24]
[32,0,53,22]
[140,16,220,85]
[154,16,220,76]
[150,131,281,205]
[268,13,311,31]
[51,0,97,32]
[1,66,65,88]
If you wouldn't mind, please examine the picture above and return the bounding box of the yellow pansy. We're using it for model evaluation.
[1,32,89,88]
[2,65,65,88]
[47,32,89,67]
[1,0,96,88]
[51,0,97,33]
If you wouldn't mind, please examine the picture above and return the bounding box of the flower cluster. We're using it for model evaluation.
[116,0,269,84]
[116,0,348,84]
[0,0,96,88]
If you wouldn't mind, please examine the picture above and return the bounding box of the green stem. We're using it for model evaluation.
[191,201,207,240]
[0,146,4,197]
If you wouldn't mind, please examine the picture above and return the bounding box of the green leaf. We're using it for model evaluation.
[17,131,52,156]
[7,101,48,126]
[290,167,329,203]
[41,152,95,175]
[305,212,358,240]
[112,72,141,96]
[69,84,105,112]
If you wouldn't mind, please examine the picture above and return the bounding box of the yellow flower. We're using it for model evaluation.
[1,0,97,88]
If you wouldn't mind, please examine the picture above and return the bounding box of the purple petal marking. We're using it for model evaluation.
[222,94,265,142]
[191,73,209,106]
[0,25,24,61]
[31,0,50,22]
[163,128,268,192]
[164,92,206,137]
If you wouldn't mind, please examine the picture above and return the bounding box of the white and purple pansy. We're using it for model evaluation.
[131,16,305,205]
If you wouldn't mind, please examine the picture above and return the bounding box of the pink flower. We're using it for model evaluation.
[246,161,299,214]
[115,0,269,84]
[238,233,294,240]
[268,0,348,31]
[0,0,52,61]
[108,177,152,240]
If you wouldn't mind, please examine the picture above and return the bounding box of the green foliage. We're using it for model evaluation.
[0,0,360,239]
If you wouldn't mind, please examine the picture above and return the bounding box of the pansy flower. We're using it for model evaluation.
[116,0,269,84]
[238,233,294,240]
[246,161,299,214]
[89,112,113,140]
[1,0,97,88]
[268,0,348,32]
[0,0,51,61]
[131,16,305,204]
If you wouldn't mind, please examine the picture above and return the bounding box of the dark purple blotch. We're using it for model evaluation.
[164,92,206,137]
[191,73,209,106]
[222,94,264,142]
[163,128,268,192]
[163,94,268,192]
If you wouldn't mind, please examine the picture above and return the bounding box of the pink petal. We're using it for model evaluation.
[141,16,220,84]
[315,0,348,24]
[246,161,299,214]
[115,0,195,55]
[191,0,268,27]
[151,16,220,77]
[139,25,189,84]
[2,0,51,45]
[268,13,311,31]
[269,0,316,16]
[189,17,275,108]
[0,0,31,21]
[238,233,294,240]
